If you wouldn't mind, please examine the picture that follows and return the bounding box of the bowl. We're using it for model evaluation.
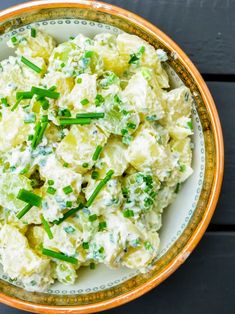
[0,0,224,313]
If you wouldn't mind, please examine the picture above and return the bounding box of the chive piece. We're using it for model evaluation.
[42,248,78,264]
[175,183,181,194]
[82,162,89,168]
[16,91,34,100]
[47,187,57,195]
[28,134,33,141]
[75,112,105,119]
[63,185,73,195]
[80,98,89,106]
[63,162,69,167]
[59,118,91,126]
[82,242,89,249]
[41,99,50,110]
[35,122,48,146]
[99,247,104,254]
[86,170,114,207]
[90,262,96,270]
[123,209,134,218]
[31,86,60,99]
[98,221,107,231]
[84,51,94,58]
[77,77,82,84]
[127,122,136,129]
[11,36,17,44]
[91,171,99,180]
[41,115,48,122]
[21,56,42,73]
[66,201,72,208]
[16,203,33,219]
[31,28,37,38]
[53,204,83,225]
[48,180,54,186]
[41,215,53,239]
[31,122,41,149]
[95,94,104,107]
[1,97,9,107]
[92,145,102,161]
[58,108,71,117]
[11,96,23,112]
[89,214,97,222]
[17,189,42,207]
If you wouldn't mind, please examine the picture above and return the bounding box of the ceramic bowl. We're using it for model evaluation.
[0,1,224,313]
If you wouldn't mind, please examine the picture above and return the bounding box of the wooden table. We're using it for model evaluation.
[1,1,234,313]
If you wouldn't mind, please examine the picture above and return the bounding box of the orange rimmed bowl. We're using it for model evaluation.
[0,1,224,313]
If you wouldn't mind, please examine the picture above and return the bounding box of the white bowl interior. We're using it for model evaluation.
[0,19,205,295]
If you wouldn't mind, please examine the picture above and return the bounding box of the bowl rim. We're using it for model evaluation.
[0,0,224,313]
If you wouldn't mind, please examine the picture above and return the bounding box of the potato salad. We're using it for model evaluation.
[0,28,193,292]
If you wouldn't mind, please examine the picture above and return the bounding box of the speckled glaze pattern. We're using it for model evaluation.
[0,1,224,313]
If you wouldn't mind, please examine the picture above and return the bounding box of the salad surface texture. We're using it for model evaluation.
[0,28,193,291]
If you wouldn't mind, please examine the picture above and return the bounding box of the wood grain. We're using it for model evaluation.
[208,82,234,225]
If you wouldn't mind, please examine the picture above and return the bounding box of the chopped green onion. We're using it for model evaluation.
[127,122,136,130]
[84,51,94,58]
[86,170,114,207]
[123,209,134,218]
[48,180,54,186]
[42,248,78,264]
[91,171,99,180]
[187,120,193,130]
[35,122,48,146]
[31,86,60,99]
[175,183,181,194]
[89,214,97,222]
[77,77,82,84]
[82,242,89,249]
[92,145,103,161]
[63,162,69,167]
[63,185,73,195]
[41,215,53,239]
[16,91,34,100]
[99,247,104,254]
[1,97,9,107]
[16,203,33,219]
[41,115,48,122]
[80,98,89,106]
[11,96,23,112]
[82,162,89,168]
[11,36,17,44]
[28,134,34,141]
[98,221,107,231]
[21,56,42,73]
[66,201,72,208]
[31,28,37,38]
[75,112,105,119]
[47,187,57,195]
[58,108,71,117]
[90,262,96,270]
[31,122,41,149]
[17,188,42,207]
[95,94,104,107]
[41,99,50,110]
[59,118,91,126]
[53,204,83,225]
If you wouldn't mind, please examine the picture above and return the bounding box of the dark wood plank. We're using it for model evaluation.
[1,0,235,74]
[207,82,234,225]
[1,233,235,314]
